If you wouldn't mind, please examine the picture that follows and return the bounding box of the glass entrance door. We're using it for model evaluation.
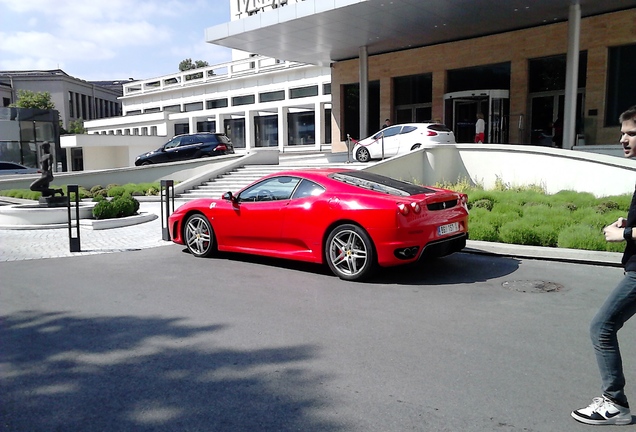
[443,90,509,144]
[529,92,583,148]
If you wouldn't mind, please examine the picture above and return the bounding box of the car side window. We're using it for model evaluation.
[374,126,401,139]
[179,136,197,146]
[400,126,417,134]
[239,176,301,202]
[291,179,325,199]
[164,137,181,150]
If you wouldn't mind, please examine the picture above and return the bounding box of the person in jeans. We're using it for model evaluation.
[571,105,636,425]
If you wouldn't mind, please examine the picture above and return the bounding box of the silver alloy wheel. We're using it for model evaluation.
[356,147,371,163]
[327,225,373,280]
[184,213,215,257]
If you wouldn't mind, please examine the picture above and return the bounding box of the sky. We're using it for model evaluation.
[0,0,234,81]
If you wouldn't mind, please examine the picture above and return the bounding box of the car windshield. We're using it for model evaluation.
[330,171,436,196]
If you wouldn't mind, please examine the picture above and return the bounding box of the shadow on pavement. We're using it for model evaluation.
[0,311,347,432]
[178,248,519,286]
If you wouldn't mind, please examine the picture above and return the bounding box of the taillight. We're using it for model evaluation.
[216,144,227,151]
[459,193,468,210]
[397,202,421,215]
[427,131,438,136]
[397,203,409,215]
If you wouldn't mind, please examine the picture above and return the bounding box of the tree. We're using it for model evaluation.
[10,89,56,110]
[67,118,86,134]
[178,58,210,71]
[179,59,213,81]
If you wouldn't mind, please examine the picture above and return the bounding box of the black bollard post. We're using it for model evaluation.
[67,184,81,252]
[160,180,175,241]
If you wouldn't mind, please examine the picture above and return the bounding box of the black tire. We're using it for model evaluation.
[355,147,371,163]
[325,224,376,281]
[183,213,217,258]
[410,143,422,151]
[141,161,151,166]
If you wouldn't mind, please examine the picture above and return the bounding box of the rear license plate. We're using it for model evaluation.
[438,222,459,236]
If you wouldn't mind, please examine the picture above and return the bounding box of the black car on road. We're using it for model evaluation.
[135,132,235,166]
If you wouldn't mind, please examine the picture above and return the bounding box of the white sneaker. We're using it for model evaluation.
[571,396,632,425]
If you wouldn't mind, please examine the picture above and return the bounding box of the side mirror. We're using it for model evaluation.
[222,191,237,203]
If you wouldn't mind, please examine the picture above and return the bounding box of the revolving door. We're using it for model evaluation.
[443,90,509,143]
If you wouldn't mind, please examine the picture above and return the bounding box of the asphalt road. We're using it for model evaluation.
[2,246,636,431]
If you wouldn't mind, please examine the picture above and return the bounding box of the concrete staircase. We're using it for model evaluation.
[177,154,367,200]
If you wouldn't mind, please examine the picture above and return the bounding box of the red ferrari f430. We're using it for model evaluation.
[168,169,468,281]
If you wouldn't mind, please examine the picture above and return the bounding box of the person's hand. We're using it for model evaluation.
[603,218,628,242]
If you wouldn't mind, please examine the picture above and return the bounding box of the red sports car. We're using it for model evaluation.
[168,169,469,281]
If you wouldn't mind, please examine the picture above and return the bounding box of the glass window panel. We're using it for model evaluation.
[259,90,285,103]
[184,102,203,112]
[290,86,318,99]
[394,74,432,106]
[232,95,255,106]
[606,43,636,126]
[207,98,228,109]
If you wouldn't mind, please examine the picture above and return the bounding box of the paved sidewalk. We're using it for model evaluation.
[0,201,172,262]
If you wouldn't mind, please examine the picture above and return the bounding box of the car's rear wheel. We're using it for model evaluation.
[355,147,371,163]
[326,224,376,281]
[184,213,217,258]
[410,143,422,151]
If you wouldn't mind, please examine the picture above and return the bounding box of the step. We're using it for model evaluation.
[177,161,368,199]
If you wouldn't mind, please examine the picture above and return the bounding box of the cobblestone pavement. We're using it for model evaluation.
[0,202,173,262]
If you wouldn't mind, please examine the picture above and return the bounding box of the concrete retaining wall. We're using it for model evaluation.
[366,144,636,197]
[0,149,279,191]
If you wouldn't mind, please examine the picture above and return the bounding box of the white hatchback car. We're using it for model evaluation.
[352,123,456,162]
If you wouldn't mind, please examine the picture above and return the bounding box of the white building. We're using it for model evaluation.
[0,70,123,130]
[76,0,636,171]
[78,0,331,170]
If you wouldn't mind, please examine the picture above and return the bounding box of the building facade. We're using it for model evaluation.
[0,70,124,130]
[66,1,636,170]
[206,1,636,151]
[84,56,332,153]
[330,8,635,150]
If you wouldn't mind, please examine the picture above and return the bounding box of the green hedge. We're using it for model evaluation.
[92,194,140,220]
[444,179,631,252]
[0,182,160,201]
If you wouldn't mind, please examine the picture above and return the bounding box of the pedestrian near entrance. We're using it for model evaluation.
[571,105,636,426]
[474,113,485,143]
[382,118,391,129]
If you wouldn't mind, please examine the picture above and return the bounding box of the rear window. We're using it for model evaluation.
[330,171,436,197]
[401,126,418,134]
[427,124,452,132]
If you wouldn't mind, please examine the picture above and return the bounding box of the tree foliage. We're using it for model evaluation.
[179,58,210,71]
[67,118,86,134]
[10,89,56,110]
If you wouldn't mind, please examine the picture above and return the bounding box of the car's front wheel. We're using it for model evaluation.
[184,213,217,257]
[326,224,376,281]
[355,147,371,163]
